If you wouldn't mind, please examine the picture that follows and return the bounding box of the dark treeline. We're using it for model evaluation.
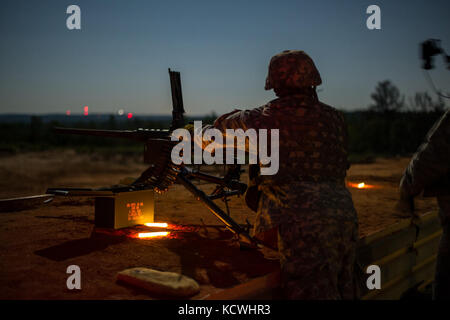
[0,114,217,154]
[345,80,446,158]
[0,80,447,158]
[345,110,442,157]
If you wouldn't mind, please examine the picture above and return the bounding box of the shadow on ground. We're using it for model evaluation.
[34,232,126,261]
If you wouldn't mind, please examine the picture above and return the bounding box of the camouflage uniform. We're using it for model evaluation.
[400,109,450,299]
[212,51,359,299]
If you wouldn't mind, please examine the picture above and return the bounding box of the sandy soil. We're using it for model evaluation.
[0,151,438,299]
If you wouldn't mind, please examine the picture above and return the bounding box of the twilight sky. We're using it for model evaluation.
[1,0,449,115]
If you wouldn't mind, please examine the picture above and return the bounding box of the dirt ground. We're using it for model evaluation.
[0,150,439,299]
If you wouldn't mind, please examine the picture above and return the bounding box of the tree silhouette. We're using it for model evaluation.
[409,92,446,113]
[369,80,405,113]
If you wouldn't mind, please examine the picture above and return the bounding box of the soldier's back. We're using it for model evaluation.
[253,94,357,234]
[257,94,349,186]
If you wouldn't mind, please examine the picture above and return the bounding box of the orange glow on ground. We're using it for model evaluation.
[348,182,377,189]
[144,222,168,228]
[137,231,169,239]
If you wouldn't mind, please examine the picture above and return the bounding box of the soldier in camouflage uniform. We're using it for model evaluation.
[399,109,450,300]
[204,50,359,299]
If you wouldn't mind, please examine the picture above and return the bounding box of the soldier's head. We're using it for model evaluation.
[265,50,322,98]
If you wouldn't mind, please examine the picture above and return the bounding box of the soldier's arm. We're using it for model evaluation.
[337,110,351,170]
[214,106,266,131]
[401,110,450,196]
[196,106,266,152]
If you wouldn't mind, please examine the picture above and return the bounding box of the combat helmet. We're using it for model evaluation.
[265,50,322,90]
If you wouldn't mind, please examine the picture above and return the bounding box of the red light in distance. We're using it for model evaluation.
[127,113,133,119]
[83,106,89,116]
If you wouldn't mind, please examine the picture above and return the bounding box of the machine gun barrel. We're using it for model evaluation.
[54,127,170,142]
[168,68,185,130]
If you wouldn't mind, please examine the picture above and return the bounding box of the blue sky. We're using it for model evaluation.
[1,0,449,115]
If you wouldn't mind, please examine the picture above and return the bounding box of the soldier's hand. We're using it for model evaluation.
[184,123,194,136]
[395,196,415,218]
[237,233,258,250]
[395,176,416,218]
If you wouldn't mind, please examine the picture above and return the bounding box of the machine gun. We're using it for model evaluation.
[49,69,256,247]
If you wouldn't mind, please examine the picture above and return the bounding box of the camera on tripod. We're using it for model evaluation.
[421,39,450,70]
